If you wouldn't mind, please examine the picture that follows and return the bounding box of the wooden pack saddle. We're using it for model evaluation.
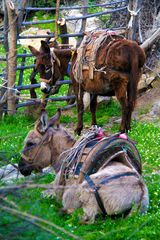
[72,30,124,82]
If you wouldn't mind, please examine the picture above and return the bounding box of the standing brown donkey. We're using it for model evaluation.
[71,32,146,135]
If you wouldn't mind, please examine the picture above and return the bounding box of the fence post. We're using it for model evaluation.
[6,0,18,115]
[57,18,69,47]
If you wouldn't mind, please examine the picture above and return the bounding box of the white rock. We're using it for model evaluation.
[0,164,24,182]
[83,92,110,110]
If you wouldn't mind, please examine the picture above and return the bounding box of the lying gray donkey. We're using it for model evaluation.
[61,161,149,223]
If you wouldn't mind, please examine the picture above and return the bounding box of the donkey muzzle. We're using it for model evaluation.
[18,158,33,176]
[40,82,51,94]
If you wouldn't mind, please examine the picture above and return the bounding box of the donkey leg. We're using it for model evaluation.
[66,84,75,105]
[126,100,135,131]
[30,66,38,99]
[75,89,84,135]
[126,109,132,131]
[118,96,128,133]
[90,94,97,126]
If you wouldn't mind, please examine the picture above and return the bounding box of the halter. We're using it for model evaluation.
[40,51,61,85]
[21,128,53,165]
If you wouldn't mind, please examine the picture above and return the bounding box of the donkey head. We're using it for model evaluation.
[18,109,62,176]
[28,41,61,94]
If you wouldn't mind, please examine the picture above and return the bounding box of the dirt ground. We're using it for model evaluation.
[133,83,160,121]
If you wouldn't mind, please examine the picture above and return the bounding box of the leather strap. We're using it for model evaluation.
[84,171,139,217]
[84,173,107,216]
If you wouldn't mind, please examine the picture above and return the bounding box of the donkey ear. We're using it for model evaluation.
[28,45,40,56]
[40,40,50,53]
[36,109,48,134]
[48,108,61,128]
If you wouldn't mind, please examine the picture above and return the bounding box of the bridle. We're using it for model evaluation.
[21,128,53,165]
[40,51,61,85]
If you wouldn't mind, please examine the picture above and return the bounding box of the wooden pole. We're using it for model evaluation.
[55,0,60,40]
[6,0,17,115]
[57,18,69,48]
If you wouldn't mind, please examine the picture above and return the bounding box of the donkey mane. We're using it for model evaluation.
[54,49,72,58]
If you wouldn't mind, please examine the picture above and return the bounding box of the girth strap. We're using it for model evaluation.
[84,171,139,217]
[84,173,107,216]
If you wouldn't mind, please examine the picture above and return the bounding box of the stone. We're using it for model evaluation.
[138,74,148,91]
[0,164,24,182]
[150,101,160,117]
[83,92,110,110]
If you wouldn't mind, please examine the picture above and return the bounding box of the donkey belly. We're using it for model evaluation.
[83,75,114,96]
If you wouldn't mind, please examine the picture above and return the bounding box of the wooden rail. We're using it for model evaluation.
[16,96,76,108]
[22,6,127,26]
[16,80,72,91]
[23,0,126,11]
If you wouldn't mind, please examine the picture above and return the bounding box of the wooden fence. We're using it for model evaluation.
[0,0,141,116]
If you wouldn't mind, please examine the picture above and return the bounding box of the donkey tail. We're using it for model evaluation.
[126,45,145,130]
[128,45,145,104]
[139,182,149,214]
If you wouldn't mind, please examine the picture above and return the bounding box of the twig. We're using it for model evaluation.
[0,196,19,209]
[0,183,79,195]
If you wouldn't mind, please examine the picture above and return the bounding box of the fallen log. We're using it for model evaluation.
[141,28,160,51]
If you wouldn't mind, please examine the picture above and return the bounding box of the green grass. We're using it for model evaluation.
[27,11,56,32]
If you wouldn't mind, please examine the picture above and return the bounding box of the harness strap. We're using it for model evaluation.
[84,173,107,217]
[84,171,139,217]
[99,171,138,185]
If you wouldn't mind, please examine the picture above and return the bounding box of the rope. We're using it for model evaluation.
[59,126,101,180]
[127,6,141,28]
[55,0,61,40]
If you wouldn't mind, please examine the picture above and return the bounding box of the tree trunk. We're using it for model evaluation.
[6,0,17,115]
